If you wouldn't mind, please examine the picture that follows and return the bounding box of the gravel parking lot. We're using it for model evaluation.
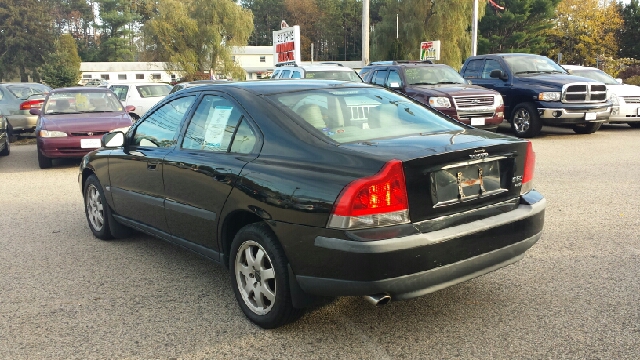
[1,125,639,359]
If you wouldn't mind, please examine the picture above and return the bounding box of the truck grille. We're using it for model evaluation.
[453,95,495,108]
[622,96,640,104]
[562,83,607,103]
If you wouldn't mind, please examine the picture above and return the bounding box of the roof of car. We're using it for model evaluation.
[51,87,112,93]
[275,63,355,72]
[183,79,372,95]
[109,82,171,86]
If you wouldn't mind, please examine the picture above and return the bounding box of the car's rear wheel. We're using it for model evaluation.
[511,103,542,138]
[37,146,52,169]
[573,122,602,134]
[628,122,640,128]
[230,223,302,329]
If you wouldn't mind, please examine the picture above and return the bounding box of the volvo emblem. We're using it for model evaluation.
[469,149,488,159]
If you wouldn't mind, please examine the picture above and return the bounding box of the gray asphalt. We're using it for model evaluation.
[1,125,639,359]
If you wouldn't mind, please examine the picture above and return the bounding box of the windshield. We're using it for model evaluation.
[305,71,362,82]
[7,84,51,100]
[569,69,618,85]
[405,66,466,85]
[267,87,463,144]
[44,91,124,114]
[504,55,567,75]
[136,84,172,98]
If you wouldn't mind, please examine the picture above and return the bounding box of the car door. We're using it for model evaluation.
[162,93,260,249]
[108,95,198,231]
[471,58,512,113]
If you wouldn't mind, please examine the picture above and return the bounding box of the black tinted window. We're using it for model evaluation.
[182,95,244,152]
[386,70,403,87]
[463,59,484,78]
[133,96,196,147]
[230,119,257,154]
[482,59,504,79]
[373,70,388,85]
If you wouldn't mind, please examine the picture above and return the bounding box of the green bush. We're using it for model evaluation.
[623,75,640,86]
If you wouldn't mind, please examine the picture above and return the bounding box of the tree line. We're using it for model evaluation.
[2,0,640,84]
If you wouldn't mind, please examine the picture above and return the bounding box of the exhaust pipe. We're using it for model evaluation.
[364,293,391,306]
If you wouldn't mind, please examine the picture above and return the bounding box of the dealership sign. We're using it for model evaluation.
[273,25,301,65]
[420,41,441,61]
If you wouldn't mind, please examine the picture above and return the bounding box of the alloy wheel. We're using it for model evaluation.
[235,240,277,315]
[85,184,104,232]
[514,109,531,133]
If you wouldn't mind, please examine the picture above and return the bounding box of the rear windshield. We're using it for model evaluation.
[44,91,123,114]
[7,84,51,100]
[305,71,362,82]
[268,87,463,144]
[136,84,172,98]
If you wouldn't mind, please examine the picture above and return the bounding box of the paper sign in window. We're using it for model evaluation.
[203,106,233,149]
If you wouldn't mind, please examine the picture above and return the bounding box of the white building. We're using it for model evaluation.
[232,46,275,80]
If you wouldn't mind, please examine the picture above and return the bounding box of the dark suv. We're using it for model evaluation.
[460,53,611,137]
[360,61,505,131]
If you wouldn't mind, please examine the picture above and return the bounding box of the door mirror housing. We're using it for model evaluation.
[29,108,41,116]
[616,78,623,84]
[124,105,135,113]
[490,69,508,80]
[102,131,125,148]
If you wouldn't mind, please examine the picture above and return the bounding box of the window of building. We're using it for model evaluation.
[82,74,92,79]
[118,74,127,80]
[260,56,266,63]
[231,56,236,62]
[136,74,145,80]
[151,73,162,80]
[171,74,177,81]
[101,74,110,80]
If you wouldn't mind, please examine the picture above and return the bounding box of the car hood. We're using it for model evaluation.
[41,112,132,133]
[406,84,498,97]
[340,128,521,162]
[517,74,601,88]
[605,84,640,97]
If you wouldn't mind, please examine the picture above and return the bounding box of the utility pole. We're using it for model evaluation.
[471,0,478,56]
[362,0,369,66]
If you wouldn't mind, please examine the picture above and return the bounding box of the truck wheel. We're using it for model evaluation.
[628,122,640,129]
[573,122,602,134]
[511,103,542,138]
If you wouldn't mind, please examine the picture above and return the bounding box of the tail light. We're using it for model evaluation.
[20,99,44,110]
[521,141,535,194]
[327,160,410,230]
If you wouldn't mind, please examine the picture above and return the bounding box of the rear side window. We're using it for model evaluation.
[462,59,484,78]
[268,88,462,144]
[133,96,196,147]
[386,70,403,87]
[182,95,247,152]
[372,70,388,86]
[291,71,302,79]
[280,70,291,78]
[110,85,129,101]
[482,59,504,79]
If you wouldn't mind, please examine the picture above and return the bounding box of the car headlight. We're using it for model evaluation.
[495,94,504,106]
[538,92,561,101]
[607,92,620,106]
[428,97,451,108]
[39,130,67,137]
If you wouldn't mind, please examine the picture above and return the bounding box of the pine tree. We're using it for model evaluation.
[42,34,82,88]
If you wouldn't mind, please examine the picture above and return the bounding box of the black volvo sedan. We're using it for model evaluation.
[79,80,545,328]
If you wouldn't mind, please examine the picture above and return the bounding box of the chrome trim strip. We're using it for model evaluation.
[315,198,546,253]
[440,155,507,169]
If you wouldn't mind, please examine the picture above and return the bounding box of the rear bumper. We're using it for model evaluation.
[37,136,100,158]
[6,114,38,132]
[289,195,546,300]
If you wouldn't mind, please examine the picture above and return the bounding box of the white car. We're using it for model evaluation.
[108,82,173,120]
[270,62,362,82]
[563,65,640,128]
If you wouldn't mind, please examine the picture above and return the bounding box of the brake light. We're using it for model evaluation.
[328,160,410,229]
[20,99,44,110]
[521,141,535,194]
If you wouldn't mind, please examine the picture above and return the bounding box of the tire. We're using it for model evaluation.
[0,135,9,156]
[37,146,52,169]
[83,174,133,240]
[628,122,640,129]
[573,122,602,134]
[7,123,17,143]
[229,222,303,329]
[511,103,543,138]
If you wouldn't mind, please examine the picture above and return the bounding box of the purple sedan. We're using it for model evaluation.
[32,87,135,169]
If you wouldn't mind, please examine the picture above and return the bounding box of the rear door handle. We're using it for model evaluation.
[147,161,159,170]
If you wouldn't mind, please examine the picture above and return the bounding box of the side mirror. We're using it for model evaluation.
[388,82,402,89]
[124,105,135,112]
[616,78,623,84]
[101,131,125,148]
[490,69,507,80]
[29,108,41,116]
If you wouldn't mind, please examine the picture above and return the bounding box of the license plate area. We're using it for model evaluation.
[80,138,101,148]
[585,112,597,121]
[430,158,507,207]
